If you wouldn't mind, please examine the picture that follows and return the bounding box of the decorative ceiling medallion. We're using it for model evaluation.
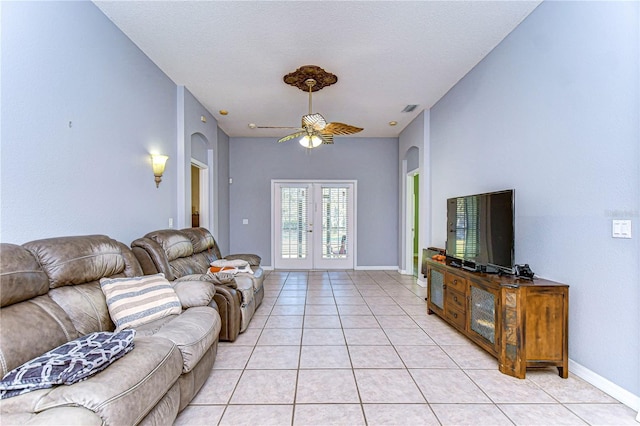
[283,65,338,92]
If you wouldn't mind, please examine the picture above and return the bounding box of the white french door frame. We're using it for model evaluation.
[404,170,419,276]
[271,180,357,270]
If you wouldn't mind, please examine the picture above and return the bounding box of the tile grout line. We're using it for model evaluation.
[181,270,627,426]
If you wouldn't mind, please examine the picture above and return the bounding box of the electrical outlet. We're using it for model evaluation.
[169,218,174,229]
[612,219,631,238]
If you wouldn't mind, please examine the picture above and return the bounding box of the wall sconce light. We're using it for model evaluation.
[151,154,168,188]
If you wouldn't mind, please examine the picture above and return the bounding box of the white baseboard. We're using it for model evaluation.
[416,277,426,287]
[265,266,402,271]
[569,359,640,412]
[354,265,399,271]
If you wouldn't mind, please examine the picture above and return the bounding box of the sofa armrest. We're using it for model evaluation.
[224,253,261,267]
[150,307,221,373]
[130,238,173,279]
[2,406,103,425]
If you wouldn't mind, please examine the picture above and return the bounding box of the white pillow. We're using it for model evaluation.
[100,273,181,331]
[211,259,253,274]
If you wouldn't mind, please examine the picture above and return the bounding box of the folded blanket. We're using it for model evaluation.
[0,330,135,399]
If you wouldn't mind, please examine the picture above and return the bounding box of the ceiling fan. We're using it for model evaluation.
[252,65,363,148]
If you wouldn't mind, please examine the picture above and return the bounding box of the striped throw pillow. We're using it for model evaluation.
[100,273,181,331]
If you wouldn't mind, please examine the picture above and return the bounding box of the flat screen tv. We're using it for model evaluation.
[445,189,514,273]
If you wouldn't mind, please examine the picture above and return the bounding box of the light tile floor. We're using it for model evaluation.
[175,270,638,426]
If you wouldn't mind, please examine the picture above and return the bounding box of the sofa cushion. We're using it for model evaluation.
[176,272,236,287]
[172,280,216,309]
[49,282,115,335]
[181,227,222,259]
[0,294,79,378]
[135,307,221,373]
[145,230,194,262]
[100,273,181,331]
[170,256,209,279]
[23,235,128,289]
[0,244,50,308]
[0,330,135,399]
[224,253,262,267]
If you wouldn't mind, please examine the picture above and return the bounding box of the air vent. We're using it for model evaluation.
[402,104,418,113]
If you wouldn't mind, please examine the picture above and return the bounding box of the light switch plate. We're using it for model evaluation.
[612,219,632,239]
[242,218,249,225]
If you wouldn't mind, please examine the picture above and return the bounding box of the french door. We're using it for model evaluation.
[273,181,355,270]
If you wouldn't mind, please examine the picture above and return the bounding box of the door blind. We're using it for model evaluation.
[280,187,308,259]
[321,186,349,259]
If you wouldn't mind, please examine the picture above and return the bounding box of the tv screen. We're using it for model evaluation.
[445,189,514,272]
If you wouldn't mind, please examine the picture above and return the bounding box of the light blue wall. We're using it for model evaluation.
[1,1,177,245]
[175,87,219,231]
[229,137,399,267]
[430,1,639,395]
[216,128,231,255]
[399,110,431,275]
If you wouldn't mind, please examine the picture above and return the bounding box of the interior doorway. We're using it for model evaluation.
[405,171,419,276]
[191,160,209,229]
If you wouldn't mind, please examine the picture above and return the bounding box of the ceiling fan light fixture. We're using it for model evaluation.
[299,135,322,149]
[274,66,363,147]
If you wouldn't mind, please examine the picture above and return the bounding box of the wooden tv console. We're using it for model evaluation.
[423,257,569,379]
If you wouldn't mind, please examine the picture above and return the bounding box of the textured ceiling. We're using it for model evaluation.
[94,1,541,139]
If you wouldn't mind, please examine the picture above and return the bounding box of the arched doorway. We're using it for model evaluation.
[403,146,420,276]
[190,133,210,229]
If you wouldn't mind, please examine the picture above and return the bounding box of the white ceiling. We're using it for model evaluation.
[94,1,541,139]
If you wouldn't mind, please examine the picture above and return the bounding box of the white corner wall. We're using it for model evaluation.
[430,1,639,401]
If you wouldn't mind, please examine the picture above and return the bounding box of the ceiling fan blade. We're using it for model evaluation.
[302,113,327,131]
[323,122,364,135]
[278,131,305,143]
[255,125,302,129]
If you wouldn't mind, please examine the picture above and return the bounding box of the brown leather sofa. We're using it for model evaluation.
[0,235,221,425]
[131,227,264,341]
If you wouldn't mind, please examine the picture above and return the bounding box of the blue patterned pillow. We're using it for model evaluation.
[100,273,182,331]
[0,330,135,399]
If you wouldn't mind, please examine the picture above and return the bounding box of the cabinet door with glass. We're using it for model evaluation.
[427,265,445,315]
[467,280,500,356]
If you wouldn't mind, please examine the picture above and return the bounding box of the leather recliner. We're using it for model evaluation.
[131,227,264,340]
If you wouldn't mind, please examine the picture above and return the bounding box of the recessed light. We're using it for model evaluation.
[389,121,398,126]
[248,123,257,129]
[219,110,228,115]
